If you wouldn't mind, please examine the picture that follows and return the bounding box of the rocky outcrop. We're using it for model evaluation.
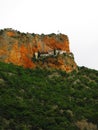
[0,28,77,72]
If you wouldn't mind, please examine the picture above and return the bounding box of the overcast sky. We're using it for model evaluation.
[0,0,98,70]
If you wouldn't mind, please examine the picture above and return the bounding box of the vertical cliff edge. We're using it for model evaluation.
[0,28,77,72]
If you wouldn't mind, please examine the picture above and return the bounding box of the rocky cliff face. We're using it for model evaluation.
[0,28,77,72]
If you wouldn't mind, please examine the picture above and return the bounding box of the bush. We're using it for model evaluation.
[0,62,98,129]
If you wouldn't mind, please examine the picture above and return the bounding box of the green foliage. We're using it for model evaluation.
[31,33,36,37]
[0,29,3,35]
[0,62,98,129]
[48,33,56,37]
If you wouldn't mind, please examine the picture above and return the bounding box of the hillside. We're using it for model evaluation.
[0,62,98,130]
[0,28,77,72]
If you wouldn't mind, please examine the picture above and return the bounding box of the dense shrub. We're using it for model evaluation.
[0,62,98,129]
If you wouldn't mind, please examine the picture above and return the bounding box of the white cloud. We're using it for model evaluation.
[0,0,98,70]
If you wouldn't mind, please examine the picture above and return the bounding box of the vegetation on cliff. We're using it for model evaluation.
[0,62,98,130]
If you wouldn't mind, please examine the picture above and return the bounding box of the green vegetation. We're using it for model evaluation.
[0,29,3,35]
[0,62,98,130]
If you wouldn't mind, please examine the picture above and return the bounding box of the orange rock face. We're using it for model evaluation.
[6,31,15,37]
[0,29,77,72]
[5,43,35,68]
[42,35,70,52]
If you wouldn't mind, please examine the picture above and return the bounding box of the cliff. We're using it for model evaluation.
[0,28,77,72]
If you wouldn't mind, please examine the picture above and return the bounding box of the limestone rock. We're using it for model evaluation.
[0,28,77,72]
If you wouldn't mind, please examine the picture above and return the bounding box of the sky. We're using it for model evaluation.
[0,0,98,70]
